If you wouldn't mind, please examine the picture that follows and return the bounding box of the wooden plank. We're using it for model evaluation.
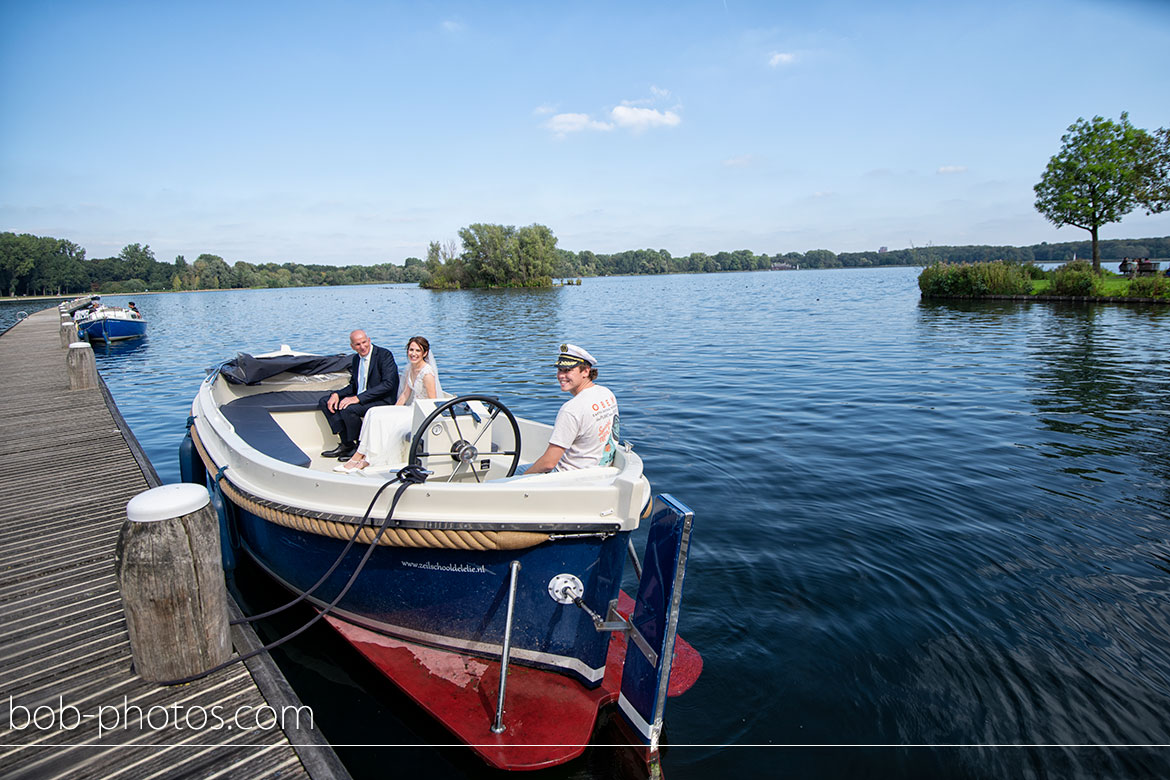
[0,309,349,780]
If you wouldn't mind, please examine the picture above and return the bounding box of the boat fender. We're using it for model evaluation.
[208,467,238,573]
[179,423,207,487]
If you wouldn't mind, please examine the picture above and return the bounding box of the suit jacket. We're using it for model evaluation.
[338,344,399,406]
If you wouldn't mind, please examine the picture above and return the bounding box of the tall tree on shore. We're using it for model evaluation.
[1033,112,1168,273]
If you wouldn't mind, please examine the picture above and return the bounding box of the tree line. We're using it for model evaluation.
[3,227,1169,298]
[0,236,431,297]
[549,238,1170,278]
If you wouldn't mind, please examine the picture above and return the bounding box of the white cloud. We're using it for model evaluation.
[723,154,762,168]
[541,88,681,136]
[543,113,614,136]
[610,105,681,132]
[622,86,674,107]
[440,20,463,33]
[937,165,968,175]
[769,51,796,67]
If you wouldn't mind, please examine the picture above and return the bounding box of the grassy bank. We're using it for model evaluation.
[919,260,1170,301]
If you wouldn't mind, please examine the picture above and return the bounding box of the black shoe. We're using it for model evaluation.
[321,443,356,459]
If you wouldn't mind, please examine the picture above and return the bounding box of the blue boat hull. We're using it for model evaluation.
[80,317,146,342]
[231,503,629,686]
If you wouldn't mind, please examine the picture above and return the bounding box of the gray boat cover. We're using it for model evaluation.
[218,352,351,385]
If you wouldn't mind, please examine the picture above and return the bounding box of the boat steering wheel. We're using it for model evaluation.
[408,395,522,482]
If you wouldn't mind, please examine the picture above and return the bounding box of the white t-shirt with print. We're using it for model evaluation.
[548,384,619,471]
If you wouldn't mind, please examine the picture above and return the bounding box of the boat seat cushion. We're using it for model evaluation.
[220,391,324,467]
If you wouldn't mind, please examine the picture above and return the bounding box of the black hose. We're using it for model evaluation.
[229,471,403,625]
[154,464,429,686]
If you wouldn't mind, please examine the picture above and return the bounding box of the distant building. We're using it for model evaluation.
[771,262,796,271]
[878,246,888,253]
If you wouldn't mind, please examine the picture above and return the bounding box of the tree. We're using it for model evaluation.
[0,233,39,296]
[32,239,88,294]
[433,223,558,288]
[1034,112,1167,273]
[232,261,260,288]
[193,254,232,289]
[804,249,838,268]
[514,224,557,285]
[118,243,157,281]
[459,223,516,287]
[1136,126,1170,215]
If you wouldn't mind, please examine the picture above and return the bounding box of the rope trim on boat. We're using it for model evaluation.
[190,426,549,551]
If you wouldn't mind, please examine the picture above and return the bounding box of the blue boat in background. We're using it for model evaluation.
[75,303,146,342]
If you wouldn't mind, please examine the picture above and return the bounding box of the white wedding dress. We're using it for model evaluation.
[354,355,441,467]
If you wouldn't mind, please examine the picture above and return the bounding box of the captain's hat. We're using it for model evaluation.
[554,343,598,369]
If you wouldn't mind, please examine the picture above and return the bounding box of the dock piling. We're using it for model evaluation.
[66,340,98,389]
[59,320,77,347]
[116,484,232,683]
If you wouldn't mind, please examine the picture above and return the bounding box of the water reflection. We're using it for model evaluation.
[907,297,1170,776]
[90,334,149,358]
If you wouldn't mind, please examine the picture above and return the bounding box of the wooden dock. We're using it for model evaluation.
[0,308,350,780]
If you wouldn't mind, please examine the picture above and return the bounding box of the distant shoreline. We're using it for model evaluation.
[0,286,291,304]
[0,266,929,303]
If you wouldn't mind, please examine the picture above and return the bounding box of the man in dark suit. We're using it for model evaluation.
[317,329,399,459]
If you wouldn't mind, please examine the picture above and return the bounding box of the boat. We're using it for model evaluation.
[76,304,146,342]
[59,294,98,315]
[180,347,700,769]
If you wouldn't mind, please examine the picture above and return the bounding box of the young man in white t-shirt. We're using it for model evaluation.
[525,344,620,473]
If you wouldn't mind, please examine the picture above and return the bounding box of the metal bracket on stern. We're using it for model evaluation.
[548,574,659,666]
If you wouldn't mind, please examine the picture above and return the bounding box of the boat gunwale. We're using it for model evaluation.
[192,370,650,531]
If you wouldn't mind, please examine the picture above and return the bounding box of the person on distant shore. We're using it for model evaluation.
[337,336,441,473]
[317,329,398,460]
[522,344,619,474]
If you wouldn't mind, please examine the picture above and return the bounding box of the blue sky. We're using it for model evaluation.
[2,0,1168,265]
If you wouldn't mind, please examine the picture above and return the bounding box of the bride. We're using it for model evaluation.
[336,335,441,472]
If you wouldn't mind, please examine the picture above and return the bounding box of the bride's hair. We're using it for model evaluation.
[406,335,430,357]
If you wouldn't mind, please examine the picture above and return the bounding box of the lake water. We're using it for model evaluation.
[20,268,1170,778]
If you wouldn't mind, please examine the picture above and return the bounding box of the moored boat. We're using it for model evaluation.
[76,304,146,342]
[181,348,700,768]
[59,294,98,315]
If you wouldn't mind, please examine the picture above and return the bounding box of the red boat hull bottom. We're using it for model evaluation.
[324,591,701,771]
